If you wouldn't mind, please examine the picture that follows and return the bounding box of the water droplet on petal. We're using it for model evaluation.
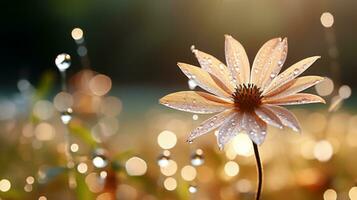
[188,79,197,90]
[293,68,300,75]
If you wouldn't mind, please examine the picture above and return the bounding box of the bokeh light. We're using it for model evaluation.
[224,161,240,177]
[323,189,337,200]
[125,156,148,176]
[315,78,334,96]
[71,28,84,41]
[320,12,334,28]
[160,160,177,176]
[232,134,254,157]
[53,92,74,112]
[77,162,88,174]
[338,85,352,99]
[163,177,177,191]
[181,165,197,181]
[89,74,112,96]
[35,122,56,141]
[313,140,333,162]
[157,130,177,149]
[0,179,11,192]
[349,187,357,200]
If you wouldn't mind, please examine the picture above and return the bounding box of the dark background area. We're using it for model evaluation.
[1,0,356,90]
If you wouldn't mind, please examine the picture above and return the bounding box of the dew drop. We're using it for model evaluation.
[188,79,197,90]
[190,45,198,54]
[157,151,171,167]
[55,53,71,72]
[190,149,204,166]
[60,108,73,124]
[188,184,198,193]
[293,68,300,75]
[92,148,108,168]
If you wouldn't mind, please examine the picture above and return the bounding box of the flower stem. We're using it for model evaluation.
[252,142,263,200]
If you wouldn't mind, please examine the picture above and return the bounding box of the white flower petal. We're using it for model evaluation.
[192,49,235,93]
[251,38,288,90]
[187,109,236,142]
[262,93,326,105]
[216,112,243,150]
[160,91,233,114]
[264,105,301,132]
[263,56,321,94]
[255,105,283,129]
[263,76,324,98]
[225,35,250,85]
[250,38,285,88]
[242,113,267,145]
[178,63,231,98]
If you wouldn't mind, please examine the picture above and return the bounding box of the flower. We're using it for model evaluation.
[160,35,325,149]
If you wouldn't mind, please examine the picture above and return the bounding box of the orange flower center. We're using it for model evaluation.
[232,84,263,113]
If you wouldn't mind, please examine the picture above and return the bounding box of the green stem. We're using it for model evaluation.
[253,142,263,200]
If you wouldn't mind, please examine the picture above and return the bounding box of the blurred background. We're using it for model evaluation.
[1,0,357,199]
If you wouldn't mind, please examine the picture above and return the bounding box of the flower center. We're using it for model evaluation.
[232,84,263,112]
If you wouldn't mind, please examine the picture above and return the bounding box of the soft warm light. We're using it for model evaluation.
[99,96,122,117]
[224,161,240,177]
[236,179,252,193]
[100,171,107,179]
[160,160,177,176]
[163,177,177,191]
[96,193,112,200]
[306,112,327,133]
[197,166,214,183]
[26,176,35,184]
[232,134,254,157]
[53,92,73,112]
[0,179,11,192]
[338,85,352,99]
[117,184,138,199]
[71,28,84,40]
[320,12,334,28]
[157,130,177,149]
[70,143,79,152]
[180,165,197,181]
[38,196,47,200]
[314,140,333,162]
[85,173,103,193]
[33,100,54,120]
[77,162,88,174]
[89,74,112,96]
[24,184,33,192]
[323,189,337,200]
[349,187,357,200]
[125,157,147,176]
[35,123,55,141]
[315,78,334,96]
